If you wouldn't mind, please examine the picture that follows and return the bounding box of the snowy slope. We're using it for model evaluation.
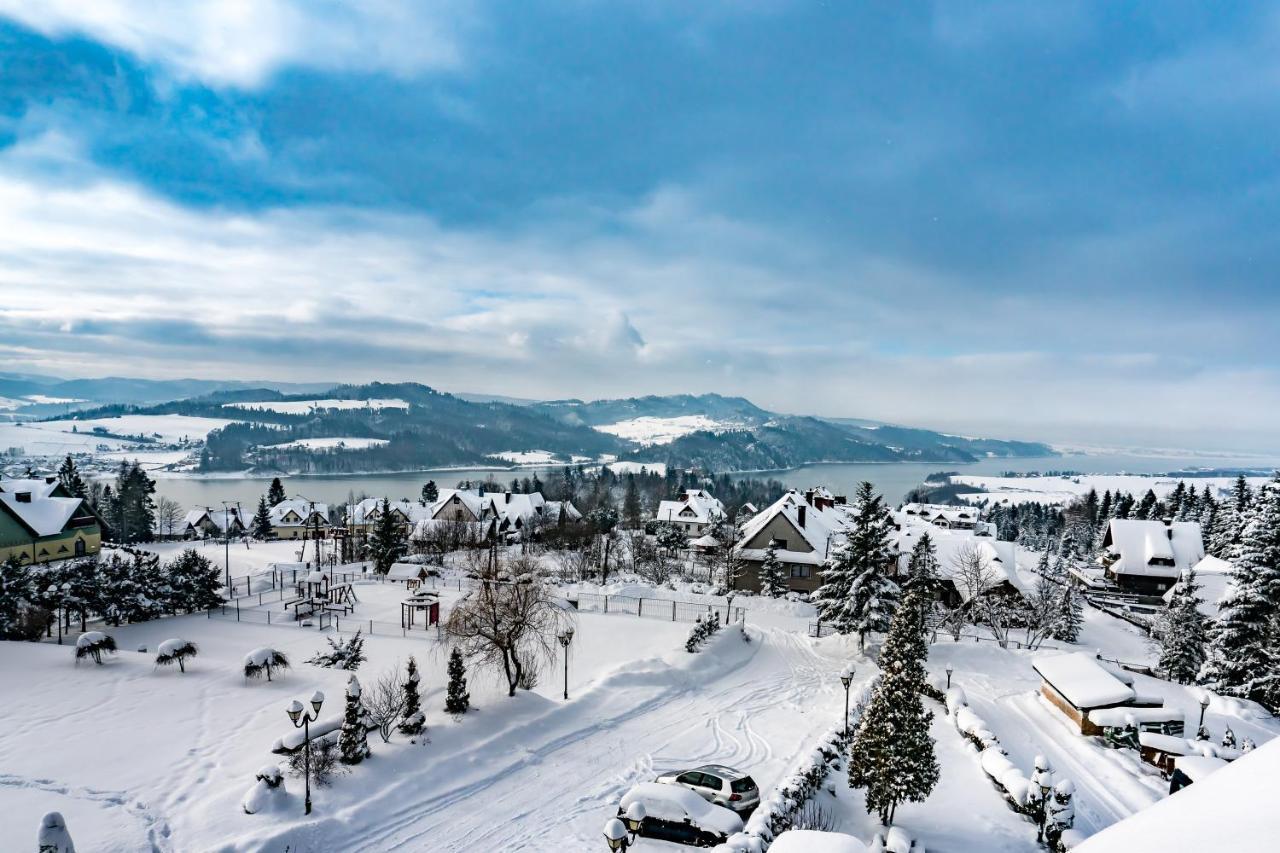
[595,415,745,446]
[31,415,245,445]
[224,399,409,415]
[957,473,1273,506]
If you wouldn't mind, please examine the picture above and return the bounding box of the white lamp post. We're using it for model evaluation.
[603,817,628,851]
[286,690,325,815]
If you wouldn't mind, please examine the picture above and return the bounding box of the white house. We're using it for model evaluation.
[892,517,1023,606]
[1097,518,1205,595]
[182,506,247,538]
[1161,554,1235,618]
[655,488,726,536]
[900,502,987,532]
[269,500,331,539]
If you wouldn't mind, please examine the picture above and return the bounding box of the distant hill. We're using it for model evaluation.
[39,382,1055,473]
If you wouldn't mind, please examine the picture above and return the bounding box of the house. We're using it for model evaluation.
[1097,518,1205,595]
[1031,652,1162,735]
[900,502,982,531]
[733,490,853,594]
[349,498,432,534]
[182,506,248,539]
[429,489,494,524]
[268,500,331,539]
[0,476,103,565]
[490,491,584,541]
[655,489,726,536]
[892,512,1023,606]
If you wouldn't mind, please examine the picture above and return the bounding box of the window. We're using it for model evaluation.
[789,565,811,579]
[677,772,701,786]
[730,776,757,794]
[699,773,723,790]
[770,538,788,550]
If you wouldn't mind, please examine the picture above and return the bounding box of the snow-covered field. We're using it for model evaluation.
[262,437,390,451]
[956,473,1274,506]
[595,416,742,446]
[0,422,131,455]
[487,450,558,464]
[223,399,409,415]
[31,415,244,445]
[605,460,668,476]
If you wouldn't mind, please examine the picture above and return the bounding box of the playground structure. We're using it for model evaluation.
[401,590,441,630]
[283,570,360,621]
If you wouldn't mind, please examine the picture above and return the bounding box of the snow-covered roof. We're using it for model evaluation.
[769,830,868,853]
[0,476,87,537]
[736,490,852,561]
[1088,706,1184,727]
[351,498,432,526]
[1161,555,1236,617]
[894,524,1022,601]
[430,489,493,521]
[690,534,721,548]
[268,499,329,527]
[900,502,980,527]
[1100,519,1204,579]
[489,491,547,526]
[1031,652,1135,709]
[1172,754,1228,783]
[184,506,244,532]
[656,491,725,526]
[543,499,582,522]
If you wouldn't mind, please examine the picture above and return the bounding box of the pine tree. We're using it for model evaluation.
[813,482,898,649]
[902,533,941,604]
[339,675,371,763]
[758,542,788,598]
[0,556,36,640]
[367,498,408,574]
[251,496,273,539]
[1051,581,1083,643]
[165,549,224,613]
[398,656,425,736]
[267,477,287,507]
[57,455,87,499]
[97,551,161,625]
[445,648,471,714]
[1151,569,1208,684]
[848,583,939,824]
[421,480,438,506]
[1201,478,1280,711]
[104,461,157,543]
[622,475,643,531]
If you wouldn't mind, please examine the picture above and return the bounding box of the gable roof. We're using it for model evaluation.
[1101,519,1204,579]
[735,490,852,563]
[893,521,1023,601]
[656,491,725,526]
[351,498,433,526]
[0,477,90,538]
[268,499,329,527]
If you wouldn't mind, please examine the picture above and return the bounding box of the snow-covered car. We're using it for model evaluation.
[618,782,743,847]
[656,763,760,814]
[769,830,868,853]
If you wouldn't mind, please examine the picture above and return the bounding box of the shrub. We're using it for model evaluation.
[155,639,198,673]
[244,647,290,681]
[74,631,117,665]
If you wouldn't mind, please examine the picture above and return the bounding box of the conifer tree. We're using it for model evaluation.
[848,582,939,824]
[1051,581,1083,643]
[444,648,471,714]
[267,477,287,507]
[165,549,224,613]
[813,482,898,649]
[251,496,273,539]
[902,533,941,605]
[339,675,371,764]
[0,556,36,640]
[1201,478,1280,711]
[622,475,643,530]
[398,656,425,736]
[367,498,408,574]
[758,542,788,598]
[1151,569,1208,684]
[57,455,87,499]
[97,551,160,624]
[421,480,439,506]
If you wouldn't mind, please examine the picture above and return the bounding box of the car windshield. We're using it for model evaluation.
[730,776,757,794]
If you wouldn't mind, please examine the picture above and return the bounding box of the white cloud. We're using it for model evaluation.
[0,0,470,88]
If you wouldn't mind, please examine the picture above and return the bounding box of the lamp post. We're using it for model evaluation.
[1031,757,1053,842]
[1198,694,1210,733]
[840,665,854,739]
[286,690,325,815]
[945,663,954,691]
[623,801,646,843]
[603,817,629,851]
[221,501,233,595]
[557,627,575,701]
[724,592,736,626]
[46,582,71,644]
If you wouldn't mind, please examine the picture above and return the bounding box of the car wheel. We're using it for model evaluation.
[697,832,719,848]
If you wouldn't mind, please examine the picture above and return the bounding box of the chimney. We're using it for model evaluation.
[503,490,511,504]
[45,476,56,485]
[797,505,806,528]
[15,491,31,503]
[804,489,815,506]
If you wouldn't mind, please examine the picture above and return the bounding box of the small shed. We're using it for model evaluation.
[1168,754,1229,794]
[689,534,721,554]
[1031,653,1158,735]
[401,590,440,630]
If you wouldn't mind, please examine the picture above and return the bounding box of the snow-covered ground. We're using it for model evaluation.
[595,416,742,446]
[262,437,390,451]
[487,450,558,464]
[957,473,1274,506]
[223,399,409,415]
[0,422,131,455]
[31,415,244,445]
[605,460,668,476]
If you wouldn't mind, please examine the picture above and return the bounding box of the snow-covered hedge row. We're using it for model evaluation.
[714,681,875,853]
[945,687,1001,751]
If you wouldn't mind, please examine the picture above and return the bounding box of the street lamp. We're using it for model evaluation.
[724,592,736,626]
[1198,693,1210,731]
[557,628,575,701]
[623,801,646,841]
[840,665,855,739]
[221,501,234,594]
[1032,757,1054,842]
[286,690,325,815]
[945,663,954,691]
[46,582,71,645]
[603,817,629,851]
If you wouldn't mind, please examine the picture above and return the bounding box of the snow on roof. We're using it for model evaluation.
[690,534,721,547]
[656,491,725,526]
[0,476,84,537]
[1031,652,1135,709]
[544,499,582,522]
[1088,706,1184,727]
[769,830,868,853]
[431,489,492,520]
[268,500,328,526]
[736,490,851,560]
[351,498,433,526]
[1171,754,1228,783]
[1162,555,1236,617]
[1075,738,1278,853]
[894,524,1022,601]
[1101,519,1204,579]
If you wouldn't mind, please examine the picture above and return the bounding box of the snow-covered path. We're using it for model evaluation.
[289,627,855,851]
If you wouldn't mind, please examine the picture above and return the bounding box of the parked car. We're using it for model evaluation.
[770,829,868,853]
[618,782,743,847]
[656,764,760,814]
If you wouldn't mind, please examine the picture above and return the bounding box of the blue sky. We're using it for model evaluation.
[0,1,1277,452]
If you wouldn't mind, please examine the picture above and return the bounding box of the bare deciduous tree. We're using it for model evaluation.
[156,497,183,539]
[364,666,408,743]
[444,565,571,697]
[951,544,1019,648]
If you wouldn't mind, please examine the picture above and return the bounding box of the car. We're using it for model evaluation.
[656,764,760,814]
[769,830,868,853]
[618,782,744,847]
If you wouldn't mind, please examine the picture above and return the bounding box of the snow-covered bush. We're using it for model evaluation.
[155,638,198,673]
[243,647,290,681]
[685,612,723,653]
[444,647,470,714]
[867,825,920,853]
[339,675,371,764]
[398,656,425,737]
[74,631,117,665]
[305,630,366,671]
[37,811,75,853]
[242,764,288,814]
[286,739,347,787]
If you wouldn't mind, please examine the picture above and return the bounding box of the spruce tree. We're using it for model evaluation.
[1201,478,1280,711]
[758,542,788,598]
[1151,569,1208,684]
[367,498,408,574]
[267,477,287,507]
[813,482,898,649]
[0,556,36,640]
[1051,581,1083,643]
[251,496,273,539]
[902,533,941,604]
[421,480,439,506]
[445,648,471,714]
[339,675,371,763]
[165,549,224,613]
[57,455,87,499]
[398,656,425,736]
[622,475,643,530]
[848,583,939,824]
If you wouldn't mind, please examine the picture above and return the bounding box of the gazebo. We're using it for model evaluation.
[401,590,440,630]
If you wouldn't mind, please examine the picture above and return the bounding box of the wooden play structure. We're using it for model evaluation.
[400,590,440,630]
[282,569,360,620]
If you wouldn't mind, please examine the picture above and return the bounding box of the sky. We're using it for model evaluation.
[0,1,1278,454]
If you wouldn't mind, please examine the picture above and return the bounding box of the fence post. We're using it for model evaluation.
[370,619,374,636]
[638,598,643,617]
[267,610,272,625]
[236,600,240,622]
[672,601,677,621]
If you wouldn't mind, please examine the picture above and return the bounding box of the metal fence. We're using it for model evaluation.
[205,602,441,641]
[570,592,746,625]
